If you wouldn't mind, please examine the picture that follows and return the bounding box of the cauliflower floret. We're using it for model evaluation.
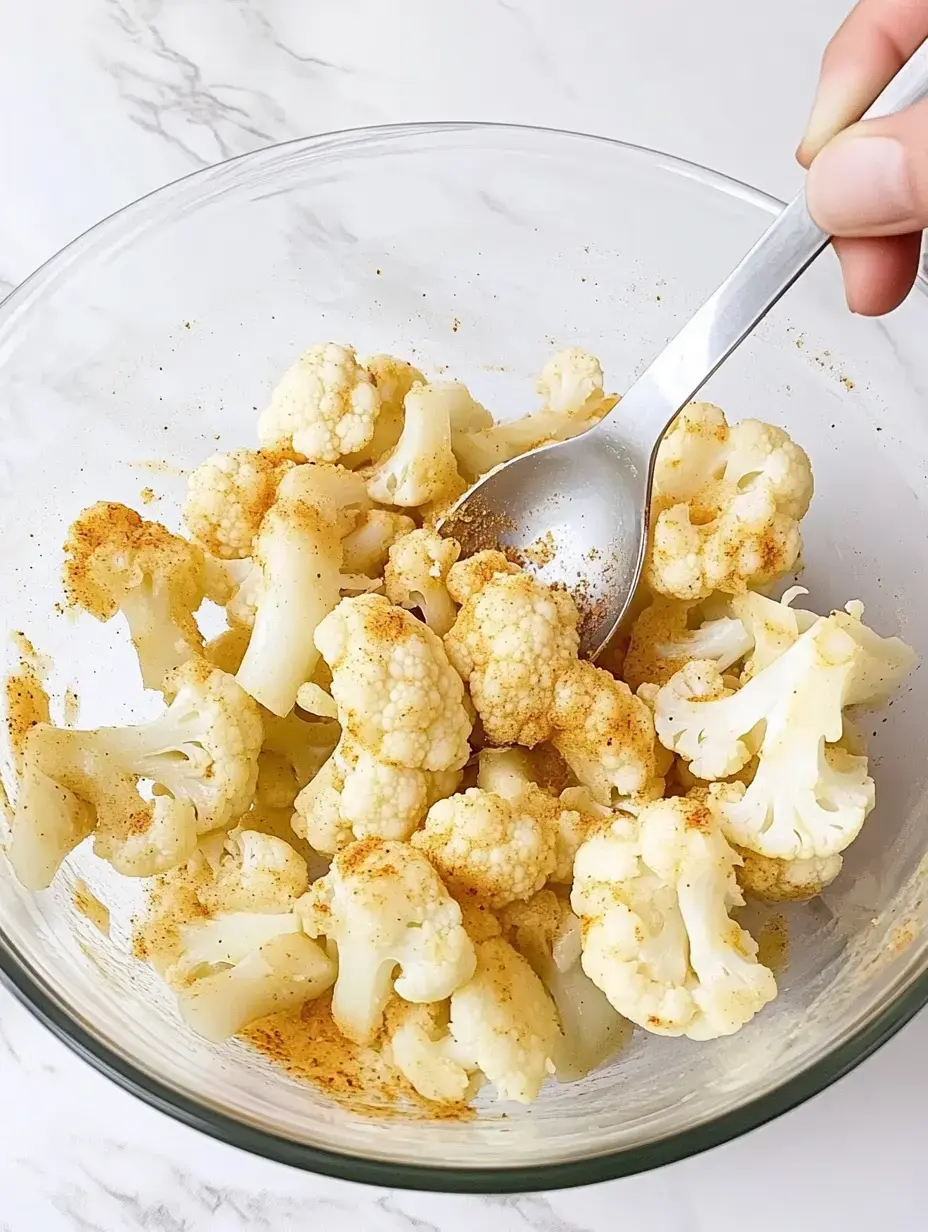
[645,405,813,602]
[552,784,614,883]
[571,796,777,1039]
[366,382,467,509]
[63,502,215,691]
[444,566,579,747]
[342,355,426,467]
[177,932,336,1043]
[384,529,461,637]
[448,937,559,1103]
[197,828,309,914]
[623,595,754,692]
[296,838,477,1044]
[315,594,471,772]
[501,890,628,1080]
[341,510,417,576]
[4,651,51,776]
[451,349,614,480]
[293,734,463,854]
[654,608,912,859]
[9,718,199,883]
[257,342,381,464]
[445,550,520,603]
[235,468,344,716]
[733,588,818,680]
[183,448,295,560]
[550,660,660,805]
[737,847,843,902]
[93,659,263,835]
[411,785,556,909]
[382,1000,477,1104]
[256,709,340,809]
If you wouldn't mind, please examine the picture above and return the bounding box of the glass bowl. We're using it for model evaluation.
[1,123,927,1194]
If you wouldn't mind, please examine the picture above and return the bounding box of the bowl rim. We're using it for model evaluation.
[1,119,926,1193]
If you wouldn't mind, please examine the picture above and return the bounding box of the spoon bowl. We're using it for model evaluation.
[443,427,648,656]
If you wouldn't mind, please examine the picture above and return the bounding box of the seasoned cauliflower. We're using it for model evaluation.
[448,937,559,1102]
[297,838,477,1043]
[551,661,660,805]
[235,467,344,716]
[341,510,417,577]
[366,382,467,509]
[501,889,628,1080]
[257,342,381,464]
[93,659,264,835]
[655,608,913,859]
[183,448,294,559]
[445,565,579,747]
[571,796,777,1039]
[294,737,462,854]
[315,594,471,772]
[134,829,333,1041]
[256,709,340,809]
[623,595,754,692]
[451,349,614,480]
[342,355,426,467]
[384,529,461,637]
[737,848,843,902]
[645,404,813,601]
[411,785,556,909]
[63,502,215,691]
[382,1000,477,1104]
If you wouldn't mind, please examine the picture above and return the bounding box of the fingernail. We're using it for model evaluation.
[806,135,916,235]
[801,77,860,161]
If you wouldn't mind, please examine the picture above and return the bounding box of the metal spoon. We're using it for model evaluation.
[443,42,928,657]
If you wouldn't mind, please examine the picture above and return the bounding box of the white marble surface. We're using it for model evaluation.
[1,0,926,1228]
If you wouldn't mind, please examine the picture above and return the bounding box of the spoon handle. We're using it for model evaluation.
[601,38,928,465]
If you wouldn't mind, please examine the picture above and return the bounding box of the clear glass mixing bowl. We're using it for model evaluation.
[1,124,926,1193]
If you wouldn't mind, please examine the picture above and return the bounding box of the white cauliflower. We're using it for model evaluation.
[315,594,471,772]
[256,709,340,810]
[341,510,417,577]
[571,796,777,1039]
[737,848,843,902]
[339,354,426,467]
[448,937,559,1102]
[177,932,337,1042]
[654,607,913,859]
[257,342,381,464]
[297,838,477,1044]
[645,403,814,601]
[63,503,218,691]
[501,889,628,1080]
[623,595,755,692]
[550,660,661,805]
[384,529,461,637]
[235,467,344,716]
[7,740,98,889]
[451,349,614,480]
[134,828,333,1041]
[411,785,557,909]
[366,382,467,509]
[91,659,264,835]
[445,563,579,747]
[183,448,294,559]
[382,1000,478,1104]
[293,737,461,854]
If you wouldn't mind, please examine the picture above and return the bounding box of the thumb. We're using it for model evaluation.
[806,96,928,236]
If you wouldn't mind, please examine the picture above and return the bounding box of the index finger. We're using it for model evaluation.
[798,0,928,164]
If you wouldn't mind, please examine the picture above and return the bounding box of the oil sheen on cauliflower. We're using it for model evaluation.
[257,342,381,464]
[571,795,777,1039]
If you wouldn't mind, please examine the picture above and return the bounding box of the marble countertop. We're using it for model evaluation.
[1,1,926,1228]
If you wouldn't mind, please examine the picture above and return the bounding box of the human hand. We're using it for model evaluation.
[799,0,928,315]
